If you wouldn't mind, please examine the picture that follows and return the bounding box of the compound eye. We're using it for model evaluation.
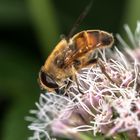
[39,70,59,89]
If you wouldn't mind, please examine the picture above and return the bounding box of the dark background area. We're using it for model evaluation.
[0,0,140,140]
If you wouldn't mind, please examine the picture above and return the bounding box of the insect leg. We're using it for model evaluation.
[71,65,85,94]
[97,58,119,86]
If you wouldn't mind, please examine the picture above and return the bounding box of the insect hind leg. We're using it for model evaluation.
[97,58,119,86]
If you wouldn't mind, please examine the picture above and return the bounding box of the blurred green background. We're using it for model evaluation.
[0,0,140,140]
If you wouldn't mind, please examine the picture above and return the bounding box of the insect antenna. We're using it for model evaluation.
[67,0,93,40]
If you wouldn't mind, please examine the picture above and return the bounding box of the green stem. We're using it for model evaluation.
[27,0,61,56]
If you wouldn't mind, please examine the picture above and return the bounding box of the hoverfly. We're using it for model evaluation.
[38,2,114,93]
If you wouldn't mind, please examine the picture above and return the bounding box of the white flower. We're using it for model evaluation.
[27,21,140,140]
[26,93,74,140]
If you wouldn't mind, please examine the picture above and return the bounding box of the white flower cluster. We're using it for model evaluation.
[67,48,140,135]
[27,21,140,140]
[27,93,74,140]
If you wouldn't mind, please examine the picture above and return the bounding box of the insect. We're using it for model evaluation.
[39,30,114,93]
